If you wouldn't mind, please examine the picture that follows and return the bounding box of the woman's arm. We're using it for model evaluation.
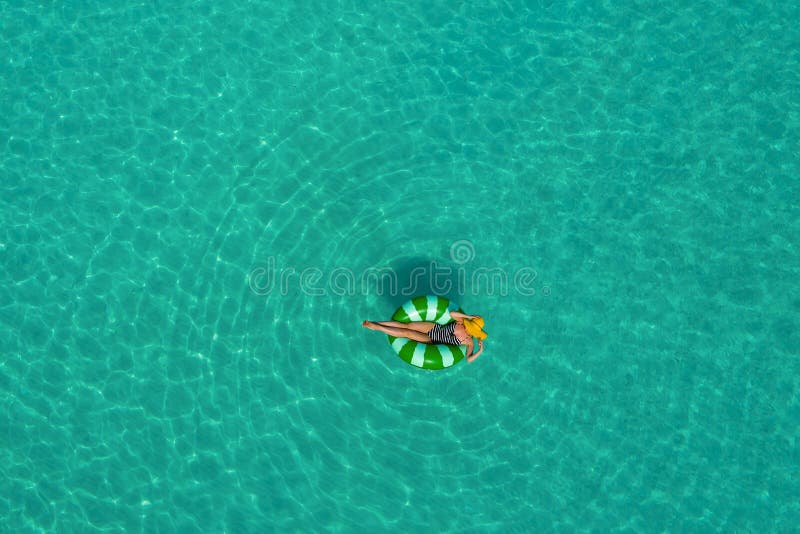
[450,311,476,320]
[467,340,484,363]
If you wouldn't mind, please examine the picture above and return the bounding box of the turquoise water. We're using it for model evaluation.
[2,0,798,531]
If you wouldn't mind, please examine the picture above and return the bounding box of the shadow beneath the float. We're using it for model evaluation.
[376,256,466,311]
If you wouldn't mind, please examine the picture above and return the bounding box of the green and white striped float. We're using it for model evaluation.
[388,295,466,370]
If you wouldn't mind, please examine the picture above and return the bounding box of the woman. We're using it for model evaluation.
[362,311,487,363]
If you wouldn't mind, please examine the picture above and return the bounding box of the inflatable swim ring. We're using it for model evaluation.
[387,295,466,370]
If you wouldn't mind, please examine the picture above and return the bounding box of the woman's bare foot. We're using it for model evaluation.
[362,320,375,329]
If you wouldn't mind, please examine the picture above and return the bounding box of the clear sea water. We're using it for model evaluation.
[2,1,798,531]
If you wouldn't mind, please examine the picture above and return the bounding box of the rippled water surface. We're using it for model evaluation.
[2,1,798,531]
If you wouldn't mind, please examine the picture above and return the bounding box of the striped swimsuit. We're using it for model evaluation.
[427,322,463,346]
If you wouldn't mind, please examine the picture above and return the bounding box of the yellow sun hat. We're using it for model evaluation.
[463,318,487,340]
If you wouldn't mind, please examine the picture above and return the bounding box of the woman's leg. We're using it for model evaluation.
[371,321,436,333]
[363,321,432,343]
[378,325,432,343]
